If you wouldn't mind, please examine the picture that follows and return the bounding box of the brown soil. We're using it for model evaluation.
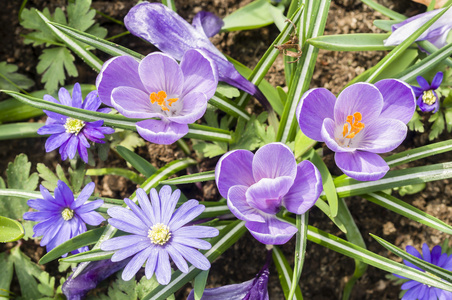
[1,0,450,299]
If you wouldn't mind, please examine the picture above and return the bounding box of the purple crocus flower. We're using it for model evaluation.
[394,243,452,300]
[187,250,271,300]
[215,142,323,245]
[37,83,115,163]
[23,181,104,255]
[412,72,443,113]
[62,259,130,300]
[100,186,219,284]
[297,79,416,181]
[384,8,452,49]
[96,49,218,144]
[123,2,271,111]
[192,11,224,38]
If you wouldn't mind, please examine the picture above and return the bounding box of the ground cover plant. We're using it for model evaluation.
[1,0,452,299]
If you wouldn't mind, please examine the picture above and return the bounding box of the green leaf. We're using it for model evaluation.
[273,246,303,300]
[294,130,316,160]
[85,168,144,184]
[0,154,38,220]
[288,214,308,300]
[160,171,215,185]
[36,47,78,93]
[37,163,59,191]
[360,0,406,21]
[0,123,43,140]
[306,225,452,292]
[407,111,425,133]
[397,183,426,196]
[20,7,61,46]
[116,145,157,178]
[429,110,445,140]
[110,130,146,152]
[193,270,209,300]
[307,33,394,51]
[215,83,240,98]
[0,253,13,300]
[0,216,25,243]
[371,234,452,283]
[222,0,282,31]
[0,62,34,92]
[363,192,452,235]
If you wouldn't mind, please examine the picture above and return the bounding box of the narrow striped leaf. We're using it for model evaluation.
[371,234,452,282]
[417,40,452,68]
[335,162,452,198]
[39,227,105,264]
[162,0,177,12]
[386,140,452,167]
[360,0,406,21]
[160,171,215,185]
[36,10,103,72]
[315,200,347,233]
[0,123,43,140]
[365,5,451,83]
[288,214,308,300]
[60,249,114,263]
[373,20,398,31]
[143,221,247,300]
[48,21,143,59]
[396,42,452,83]
[2,90,233,143]
[363,192,452,235]
[233,6,304,111]
[307,33,393,51]
[85,168,144,184]
[210,93,250,120]
[116,145,157,178]
[273,246,303,300]
[277,0,331,144]
[307,226,452,292]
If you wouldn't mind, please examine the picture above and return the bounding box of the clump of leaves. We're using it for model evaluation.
[20,0,107,92]
[0,62,34,92]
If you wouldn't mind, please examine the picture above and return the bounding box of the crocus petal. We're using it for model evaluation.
[321,118,354,153]
[297,88,336,141]
[384,8,452,47]
[215,149,255,198]
[136,119,189,145]
[246,216,298,245]
[375,79,416,124]
[111,86,161,118]
[227,185,265,223]
[187,279,255,300]
[335,151,389,181]
[124,2,271,111]
[180,49,218,99]
[138,52,184,96]
[96,55,144,106]
[166,92,208,124]
[283,161,323,214]
[334,82,383,127]
[192,11,224,38]
[245,177,294,214]
[353,118,407,153]
[252,142,297,181]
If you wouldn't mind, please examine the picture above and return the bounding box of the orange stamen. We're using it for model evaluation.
[342,112,365,139]
[149,90,179,112]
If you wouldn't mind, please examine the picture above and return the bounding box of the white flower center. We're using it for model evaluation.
[148,223,171,245]
[422,90,436,105]
[61,208,74,221]
[64,118,85,135]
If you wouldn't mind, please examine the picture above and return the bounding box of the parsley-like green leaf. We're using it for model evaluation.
[428,110,445,140]
[36,47,78,93]
[0,62,34,92]
[407,111,425,133]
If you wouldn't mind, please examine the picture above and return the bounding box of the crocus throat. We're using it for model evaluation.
[61,208,74,221]
[64,118,85,135]
[150,91,179,112]
[342,112,365,139]
[148,223,171,245]
[422,90,436,105]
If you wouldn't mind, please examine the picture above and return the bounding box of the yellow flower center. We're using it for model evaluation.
[61,208,74,221]
[422,90,436,105]
[148,223,171,245]
[342,112,365,139]
[64,118,85,135]
[150,91,179,112]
